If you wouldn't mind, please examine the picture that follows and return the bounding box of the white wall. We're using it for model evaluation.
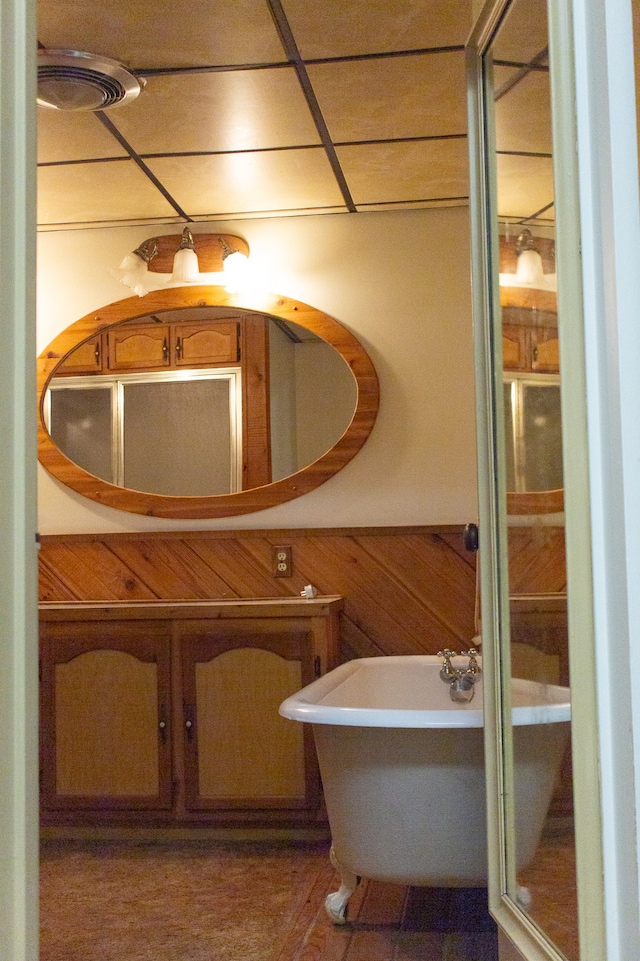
[37,206,477,533]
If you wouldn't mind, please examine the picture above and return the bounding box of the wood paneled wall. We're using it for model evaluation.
[507,525,566,594]
[38,526,479,661]
[39,524,567,660]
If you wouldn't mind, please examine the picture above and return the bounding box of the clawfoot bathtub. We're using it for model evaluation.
[279,655,570,924]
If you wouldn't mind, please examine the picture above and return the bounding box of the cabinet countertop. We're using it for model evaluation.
[39,596,344,620]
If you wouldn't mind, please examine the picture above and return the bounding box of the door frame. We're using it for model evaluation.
[0,0,39,959]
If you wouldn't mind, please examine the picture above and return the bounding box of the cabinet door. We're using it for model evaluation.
[107,325,171,370]
[174,322,239,367]
[56,335,104,375]
[40,620,173,813]
[531,328,560,373]
[180,627,319,812]
[502,325,528,371]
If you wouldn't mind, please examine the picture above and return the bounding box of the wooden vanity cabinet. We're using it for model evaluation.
[39,598,342,830]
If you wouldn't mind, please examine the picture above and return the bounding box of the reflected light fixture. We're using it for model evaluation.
[499,228,557,292]
[110,231,251,297]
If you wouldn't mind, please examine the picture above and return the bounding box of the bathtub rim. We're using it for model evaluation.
[279,655,571,728]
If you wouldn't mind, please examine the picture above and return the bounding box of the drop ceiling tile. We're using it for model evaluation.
[496,154,555,221]
[37,159,178,226]
[494,70,552,155]
[281,0,472,59]
[307,52,466,143]
[145,150,346,218]
[491,0,549,65]
[37,0,286,69]
[38,107,128,163]
[336,139,469,205]
[106,69,320,155]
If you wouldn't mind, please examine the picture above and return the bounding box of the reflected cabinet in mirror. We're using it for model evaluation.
[38,287,379,518]
[469,0,579,959]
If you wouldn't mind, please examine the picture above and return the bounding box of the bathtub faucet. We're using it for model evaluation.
[437,648,482,703]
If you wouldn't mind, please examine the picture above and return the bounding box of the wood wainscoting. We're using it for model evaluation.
[38,526,479,660]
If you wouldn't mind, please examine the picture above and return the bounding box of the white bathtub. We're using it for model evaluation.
[279,655,570,922]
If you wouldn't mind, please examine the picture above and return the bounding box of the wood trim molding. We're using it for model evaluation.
[507,488,564,515]
[37,287,379,519]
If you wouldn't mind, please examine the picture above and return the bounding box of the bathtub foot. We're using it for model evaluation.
[325,845,360,925]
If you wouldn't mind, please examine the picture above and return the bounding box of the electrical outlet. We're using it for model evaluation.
[272,545,292,577]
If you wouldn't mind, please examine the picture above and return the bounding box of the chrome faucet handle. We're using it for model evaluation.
[460,647,481,678]
[437,649,459,682]
[437,648,459,660]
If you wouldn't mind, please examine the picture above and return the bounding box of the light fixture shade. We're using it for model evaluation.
[514,247,545,286]
[223,249,249,292]
[109,250,151,297]
[170,246,200,284]
[170,228,200,284]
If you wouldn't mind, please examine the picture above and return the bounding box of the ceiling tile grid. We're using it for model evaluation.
[36,0,552,229]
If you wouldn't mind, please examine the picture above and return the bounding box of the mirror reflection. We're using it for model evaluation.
[488,0,578,957]
[45,308,357,498]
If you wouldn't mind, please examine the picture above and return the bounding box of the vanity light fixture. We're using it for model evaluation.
[110,231,251,297]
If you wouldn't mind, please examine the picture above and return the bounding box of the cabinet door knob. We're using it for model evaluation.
[158,705,169,744]
[185,718,194,741]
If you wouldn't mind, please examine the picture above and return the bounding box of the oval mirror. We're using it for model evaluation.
[37,286,379,518]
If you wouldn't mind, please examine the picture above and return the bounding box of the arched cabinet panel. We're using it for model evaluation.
[180,632,318,811]
[39,621,173,812]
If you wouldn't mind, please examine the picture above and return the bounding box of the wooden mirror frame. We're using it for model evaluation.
[37,286,379,519]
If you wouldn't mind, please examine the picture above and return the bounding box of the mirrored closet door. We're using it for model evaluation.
[468,0,607,958]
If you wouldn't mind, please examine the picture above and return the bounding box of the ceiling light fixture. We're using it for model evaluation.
[37,49,144,111]
[110,231,251,297]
